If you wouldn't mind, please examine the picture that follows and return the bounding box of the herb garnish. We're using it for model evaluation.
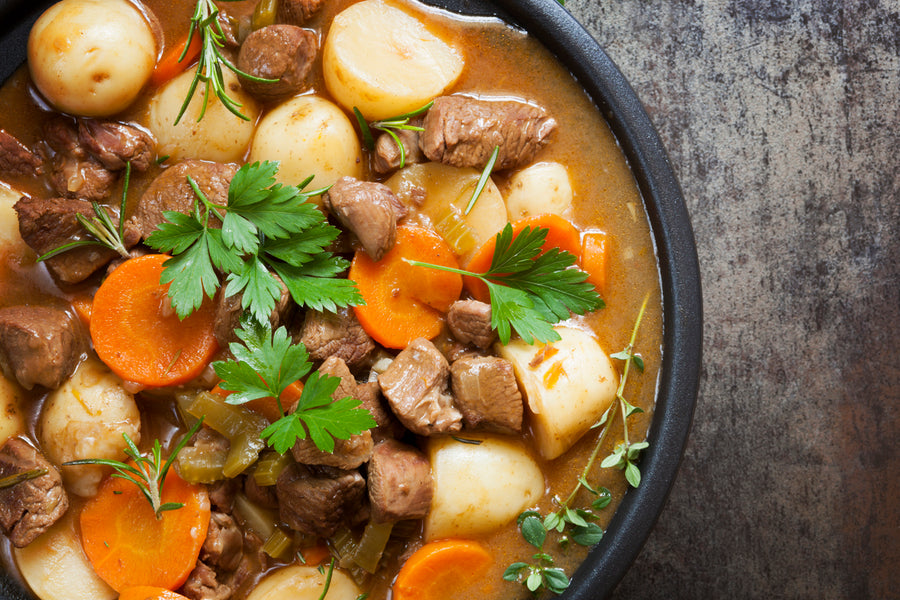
[176,0,275,124]
[408,223,603,345]
[463,145,499,215]
[354,101,433,169]
[64,418,203,519]
[213,319,376,455]
[145,160,363,321]
[504,296,650,595]
[0,468,48,489]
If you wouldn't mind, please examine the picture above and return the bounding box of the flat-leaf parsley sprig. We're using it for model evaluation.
[146,160,363,321]
[213,319,377,454]
[407,223,604,345]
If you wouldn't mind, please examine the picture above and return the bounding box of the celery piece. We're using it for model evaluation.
[187,391,268,477]
[176,445,226,484]
[263,528,293,560]
[253,451,292,487]
[352,521,394,573]
[234,493,277,540]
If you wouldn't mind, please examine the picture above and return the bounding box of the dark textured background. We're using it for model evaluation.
[565,0,900,598]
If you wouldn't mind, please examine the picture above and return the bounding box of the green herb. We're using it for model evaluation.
[63,418,203,519]
[463,145,499,215]
[146,160,363,321]
[317,558,336,600]
[503,553,569,595]
[37,163,133,262]
[408,223,603,345]
[354,101,433,169]
[176,0,275,125]
[213,319,376,455]
[0,468,48,489]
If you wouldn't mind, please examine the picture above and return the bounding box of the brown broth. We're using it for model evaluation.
[0,0,662,598]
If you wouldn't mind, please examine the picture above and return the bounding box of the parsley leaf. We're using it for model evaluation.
[213,321,376,455]
[145,161,364,321]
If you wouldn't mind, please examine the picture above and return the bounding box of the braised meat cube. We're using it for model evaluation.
[379,337,462,436]
[0,305,87,390]
[201,512,244,572]
[297,306,375,367]
[368,439,433,523]
[276,464,366,537]
[323,176,408,261]
[238,25,317,101]
[450,355,523,433]
[14,195,141,284]
[181,560,232,600]
[0,129,41,176]
[277,0,326,25]
[0,438,69,548]
[420,95,557,170]
[76,119,155,171]
[356,380,406,442]
[447,299,496,349]
[372,124,425,174]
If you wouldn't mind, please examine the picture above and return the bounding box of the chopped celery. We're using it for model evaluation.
[187,391,268,477]
[251,0,277,30]
[253,451,292,487]
[352,521,394,573]
[262,528,293,560]
[434,206,477,255]
[328,525,359,570]
[234,493,276,540]
[176,445,226,484]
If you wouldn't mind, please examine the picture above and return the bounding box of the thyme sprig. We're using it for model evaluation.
[354,101,434,169]
[64,418,203,519]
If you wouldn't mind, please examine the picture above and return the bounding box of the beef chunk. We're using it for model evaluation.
[181,560,233,600]
[277,0,326,25]
[372,124,424,174]
[367,439,432,522]
[201,512,244,572]
[76,119,155,171]
[0,438,69,548]
[420,95,557,170]
[243,475,279,510]
[379,338,462,436]
[356,380,406,442]
[290,357,373,469]
[128,160,236,239]
[213,275,293,349]
[297,306,375,367]
[276,464,366,537]
[208,478,239,514]
[0,129,41,176]
[14,195,141,284]
[0,305,86,390]
[450,355,523,433]
[238,25,317,101]
[447,300,496,349]
[323,176,408,261]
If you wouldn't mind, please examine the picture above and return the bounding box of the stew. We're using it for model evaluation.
[0,0,663,598]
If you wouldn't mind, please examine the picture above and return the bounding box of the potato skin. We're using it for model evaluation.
[28,0,157,117]
[246,565,361,600]
[504,161,574,221]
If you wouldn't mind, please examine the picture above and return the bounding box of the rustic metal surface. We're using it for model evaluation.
[565,0,900,598]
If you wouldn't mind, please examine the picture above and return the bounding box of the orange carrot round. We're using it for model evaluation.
[464,214,583,303]
[350,225,462,349]
[151,32,203,87]
[392,539,493,600]
[580,230,610,295]
[90,254,219,388]
[79,468,210,592]
[119,587,191,600]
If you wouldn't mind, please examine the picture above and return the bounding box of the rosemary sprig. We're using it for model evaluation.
[0,468,48,489]
[37,163,133,262]
[464,145,499,215]
[64,418,204,519]
[354,101,434,169]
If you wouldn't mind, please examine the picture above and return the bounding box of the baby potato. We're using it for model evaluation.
[248,95,362,195]
[147,67,260,163]
[40,357,141,497]
[323,0,464,120]
[14,511,116,600]
[504,162,574,221]
[246,565,362,600]
[385,163,507,262]
[28,0,157,117]
[424,434,544,540]
[0,373,25,445]
[497,326,618,460]
[0,182,29,259]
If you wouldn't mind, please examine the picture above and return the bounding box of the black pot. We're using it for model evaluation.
[0,0,702,598]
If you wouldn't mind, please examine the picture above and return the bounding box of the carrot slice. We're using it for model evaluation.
[151,32,203,87]
[79,468,210,592]
[392,539,493,600]
[68,294,93,327]
[350,225,462,349]
[580,230,610,295]
[90,254,219,388]
[464,214,583,303]
[119,587,191,600]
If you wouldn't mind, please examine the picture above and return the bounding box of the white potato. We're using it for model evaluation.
[0,182,29,259]
[425,434,544,540]
[147,67,260,163]
[248,95,362,196]
[323,0,464,120]
[28,0,156,117]
[497,326,618,460]
[504,162,574,221]
[0,373,25,445]
[14,511,116,600]
[385,162,507,261]
[40,357,141,497]
[246,565,362,600]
